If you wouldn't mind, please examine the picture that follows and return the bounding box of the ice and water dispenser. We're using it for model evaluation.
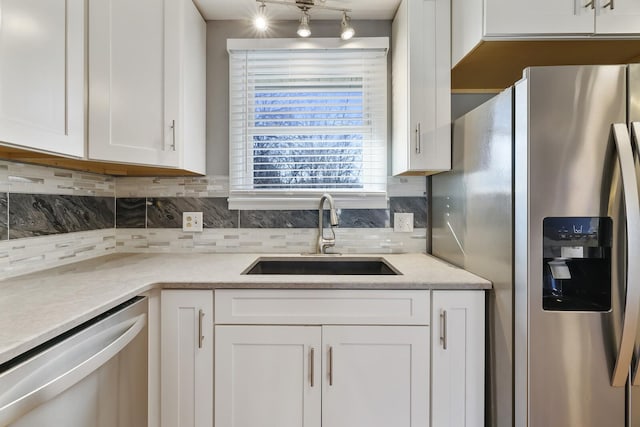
[542,217,612,311]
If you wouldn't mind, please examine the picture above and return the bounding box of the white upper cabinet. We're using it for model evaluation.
[0,0,84,157]
[392,0,450,176]
[484,0,593,36]
[89,0,206,174]
[484,0,640,36]
[594,0,640,34]
[454,0,640,66]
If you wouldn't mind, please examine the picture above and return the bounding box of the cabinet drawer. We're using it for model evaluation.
[214,290,430,325]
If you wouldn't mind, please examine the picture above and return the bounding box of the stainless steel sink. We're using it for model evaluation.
[243,256,400,275]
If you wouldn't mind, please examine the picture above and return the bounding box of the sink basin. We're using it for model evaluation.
[243,257,400,275]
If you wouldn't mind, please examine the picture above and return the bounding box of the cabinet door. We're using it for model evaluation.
[215,325,322,427]
[484,0,594,35]
[392,0,450,175]
[89,0,179,167]
[322,326,429,427]
[0,0,84,157]
[595,0,640,34]
[172,0,207,174]
[431,291,485,427]
[160,290,213,427]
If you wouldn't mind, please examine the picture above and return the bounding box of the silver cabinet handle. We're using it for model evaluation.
[584,0,595,8]
[602,0,614,9]
[328,346,334,386]
[610,123,640,387]
[170,120,177,151]
[415,122,422,154]
[198,309,205,349]
[440,310,448,350]
[310,347,315,387]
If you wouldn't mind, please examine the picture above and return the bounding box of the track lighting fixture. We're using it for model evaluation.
[253,0,354,39]
[254,2,269,31]
[297,11,311,37]
[340,12,354,40]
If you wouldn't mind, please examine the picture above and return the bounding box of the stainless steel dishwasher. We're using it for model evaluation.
[0,296,148,427]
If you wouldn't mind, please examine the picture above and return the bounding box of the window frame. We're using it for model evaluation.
[227,38,389,210]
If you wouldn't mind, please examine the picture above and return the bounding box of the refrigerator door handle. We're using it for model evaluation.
[630,122,640,387]
[611,123,640,387]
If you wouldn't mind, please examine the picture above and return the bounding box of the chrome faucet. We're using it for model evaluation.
[317,193,339,254]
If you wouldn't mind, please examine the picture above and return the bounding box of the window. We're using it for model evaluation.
[227,38,388,210]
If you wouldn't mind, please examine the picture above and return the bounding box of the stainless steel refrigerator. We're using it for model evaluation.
[432,64,640,427]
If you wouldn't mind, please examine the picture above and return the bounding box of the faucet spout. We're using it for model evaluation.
[317,193,339,254]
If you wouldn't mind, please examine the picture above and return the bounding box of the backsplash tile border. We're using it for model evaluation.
[116,196,427,230]
[9,194,115,239]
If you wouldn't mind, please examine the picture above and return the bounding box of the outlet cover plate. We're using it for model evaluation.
[394,213,414,232]
[183,212,203,232]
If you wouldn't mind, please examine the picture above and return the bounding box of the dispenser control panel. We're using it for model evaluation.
[542,217,612,312]
[543,217,611,260]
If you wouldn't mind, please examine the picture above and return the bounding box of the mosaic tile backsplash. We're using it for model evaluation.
[0,160,428,279]
[0,161,118,278]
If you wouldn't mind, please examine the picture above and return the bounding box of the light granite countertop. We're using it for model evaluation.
[0,252,491,365]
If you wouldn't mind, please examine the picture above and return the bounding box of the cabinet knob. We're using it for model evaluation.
[584,0,595,8]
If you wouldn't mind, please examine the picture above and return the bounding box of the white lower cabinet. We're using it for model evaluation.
[215,325,322,427]
[215,324,429,427]
[431,291,485,427]
[160,290,213,427]
[160,289,484,427]
[321,326,429,427]
[214,289,431,427]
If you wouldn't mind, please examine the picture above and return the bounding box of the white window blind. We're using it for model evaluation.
[227,38,388,210]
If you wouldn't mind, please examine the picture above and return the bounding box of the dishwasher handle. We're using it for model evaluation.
[0,313,146,426]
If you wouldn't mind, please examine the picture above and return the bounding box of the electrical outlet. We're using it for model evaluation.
[182,212,203,232]
[394,213,414,232]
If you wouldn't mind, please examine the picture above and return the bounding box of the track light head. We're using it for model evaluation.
[340,12,354,40]
[254,3,268,31]
[297,11,311,37]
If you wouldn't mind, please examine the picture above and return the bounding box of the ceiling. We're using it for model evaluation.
[194,0,401,20]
